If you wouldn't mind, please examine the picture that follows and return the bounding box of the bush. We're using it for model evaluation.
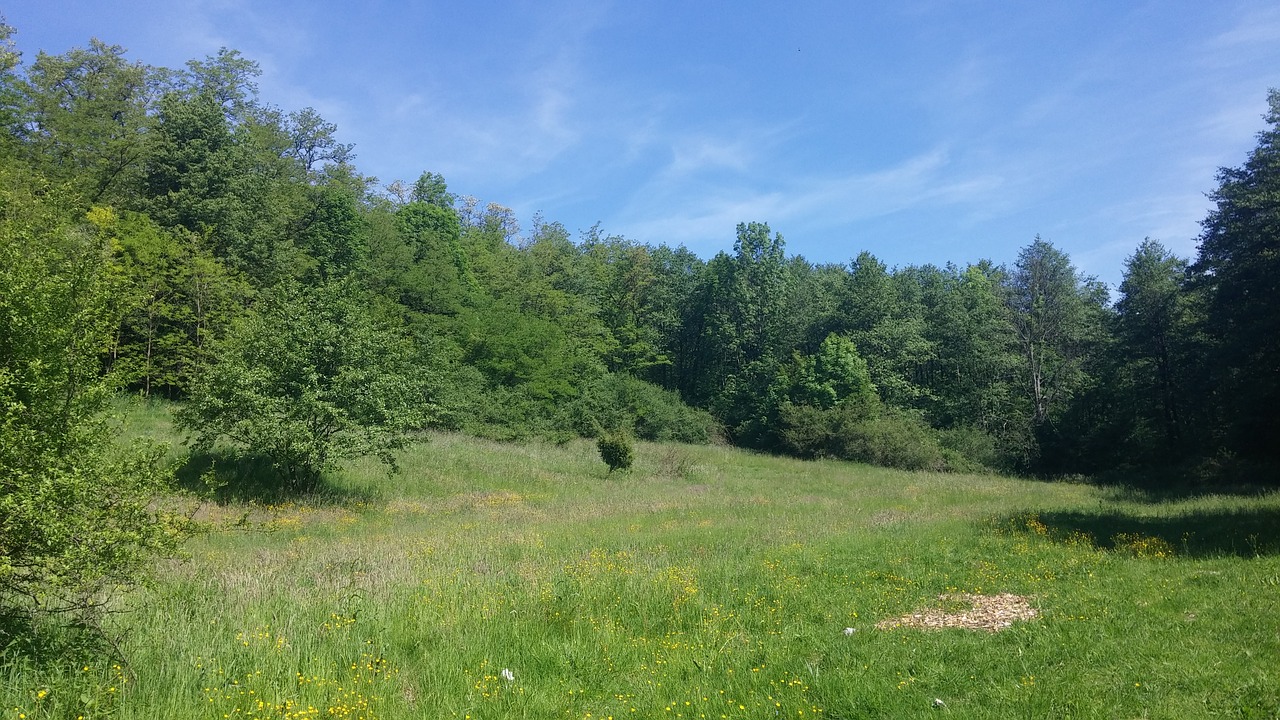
[566,373,720,444]
[1,191,185,617]
[597,432,635,472]
[179,280,440,489]
[777,398,956,472]
[937,425,1002,473]
[838,407,947,472]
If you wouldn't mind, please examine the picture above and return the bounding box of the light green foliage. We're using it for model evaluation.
[178,280,440,488]
[787,333,876,410]
[92,208,246,397]
[0,175,183,615]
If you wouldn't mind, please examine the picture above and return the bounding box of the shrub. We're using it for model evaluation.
[566,373,720,444]
[836,407,947,472]
[597,432,634,472]
[179,280,440,489]
[1,192,185,618]
[937,424,1002,473]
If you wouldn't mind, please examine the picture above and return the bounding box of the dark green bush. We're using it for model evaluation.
[597,432,635,472]
[937,425,1002,472]
[567,373,720,444]
[838,408,946,471]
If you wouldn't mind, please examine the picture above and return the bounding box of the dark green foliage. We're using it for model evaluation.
[1113,239,1197,461]
[777,401,952,471]
[1191,89,1280,461]
[1007,236,1111,430]
[294,183,367,281]
[837,252,935,409]
[565,373,720,444]
[597,432,634,473]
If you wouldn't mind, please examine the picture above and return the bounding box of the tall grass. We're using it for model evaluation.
[4,404,1279,719]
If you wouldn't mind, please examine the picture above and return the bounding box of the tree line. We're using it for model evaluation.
[4,27,1279,492]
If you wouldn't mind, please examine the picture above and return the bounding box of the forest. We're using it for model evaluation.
[3,24,1280,609]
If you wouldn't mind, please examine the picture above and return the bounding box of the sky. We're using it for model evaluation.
[6,1,1280,289]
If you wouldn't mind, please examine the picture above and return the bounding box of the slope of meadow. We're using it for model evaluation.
[4,404,1279,719]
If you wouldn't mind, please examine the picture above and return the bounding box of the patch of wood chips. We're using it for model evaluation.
[875,593,1038,633]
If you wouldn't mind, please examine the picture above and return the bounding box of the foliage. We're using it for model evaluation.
[4,21,1278,483]
[564,372,721,444]
[0,175,184,616]
[596,431,634,472]
[1113,239,1197,461]
[1191,88,1280,460]
[178,280,440,489]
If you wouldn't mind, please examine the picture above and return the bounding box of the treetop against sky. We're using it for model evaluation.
[7,0,1280,286]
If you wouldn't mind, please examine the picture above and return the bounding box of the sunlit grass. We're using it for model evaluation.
[4,404,1279,718]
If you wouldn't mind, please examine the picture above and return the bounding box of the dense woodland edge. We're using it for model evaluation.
[2,23,1279,614]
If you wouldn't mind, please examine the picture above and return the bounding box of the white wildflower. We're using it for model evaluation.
[500,668,514,683]
[843,627,857,636]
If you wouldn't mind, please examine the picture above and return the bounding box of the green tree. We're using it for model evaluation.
[917,262,1026,464]
[411,170,455,208]
[93,208,247,397]
[0,172,183,615]
[1007,236,1109,428]
[834,252,935,409]
[286,106,353,176]
[178,280,439,489]
[1114,239,1194,458]
[1191,89,1280,460]
[16,39,162,204]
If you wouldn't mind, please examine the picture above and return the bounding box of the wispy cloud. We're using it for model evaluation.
[617,146,1008,253]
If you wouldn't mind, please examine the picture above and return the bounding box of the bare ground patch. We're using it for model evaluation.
[876,593,1039,633]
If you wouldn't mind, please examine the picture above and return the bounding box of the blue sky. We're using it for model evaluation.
[7,1,1280,288]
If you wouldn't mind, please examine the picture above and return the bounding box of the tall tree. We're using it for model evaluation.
[836,253,935,409]
[1114,239,1193,457]
[1191,89,1280,459]
[1007,236,1109,429]
[17,39,162,203]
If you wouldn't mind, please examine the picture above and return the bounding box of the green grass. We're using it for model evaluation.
[4,403,1280,719]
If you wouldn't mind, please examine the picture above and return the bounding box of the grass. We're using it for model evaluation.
[3,401,1279,719]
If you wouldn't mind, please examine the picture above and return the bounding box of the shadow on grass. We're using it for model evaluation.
[1001,506,1280,558]
[0,610,113,670]
[175,448,378,506]
[1084,459,1280,501]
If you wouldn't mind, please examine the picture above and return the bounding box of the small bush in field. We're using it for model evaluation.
[598,432,634,473]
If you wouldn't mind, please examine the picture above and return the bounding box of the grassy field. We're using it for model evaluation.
[4,403,1280,719]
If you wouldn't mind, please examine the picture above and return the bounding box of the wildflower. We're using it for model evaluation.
[843,627,857,636]
[933,698,945,708]
[501,668,515,683]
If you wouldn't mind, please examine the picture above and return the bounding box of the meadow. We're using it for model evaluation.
[3,404,1279,719]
